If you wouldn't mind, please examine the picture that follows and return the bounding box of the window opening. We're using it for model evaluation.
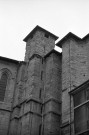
[45,33,49,38]
[42,58,43,64]
[39,88,42,99]
[0,72,8,101]
[41,105,42,114]
[73,88,89,134]
[41,71,43,80]
[39,124,42,135]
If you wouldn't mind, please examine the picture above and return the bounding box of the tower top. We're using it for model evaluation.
[56,32,89,48]
[23,25,58,42]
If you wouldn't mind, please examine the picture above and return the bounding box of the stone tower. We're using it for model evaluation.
[22,25,61,135]
[2,25,61,135]
[24,25,58,61]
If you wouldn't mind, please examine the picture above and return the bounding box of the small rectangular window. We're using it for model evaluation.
[45,33,49,38]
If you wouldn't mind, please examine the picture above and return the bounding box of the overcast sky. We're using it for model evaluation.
[0,0,89,61]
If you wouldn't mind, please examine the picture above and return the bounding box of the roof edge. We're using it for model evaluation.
[56,32,81,48]
[23,25,59,42]
[56,32,89,48]
[0,56,23,64]
[44,49,62,58]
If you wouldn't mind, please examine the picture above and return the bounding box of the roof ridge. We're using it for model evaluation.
[56,32,89,48]
[23,25,58,42]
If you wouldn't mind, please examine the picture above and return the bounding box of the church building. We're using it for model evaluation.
[0,25,89,135]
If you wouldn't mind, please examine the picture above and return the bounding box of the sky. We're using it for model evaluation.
[0,0,89,61]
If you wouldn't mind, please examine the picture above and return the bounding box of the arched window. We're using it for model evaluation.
[0,72,8,101]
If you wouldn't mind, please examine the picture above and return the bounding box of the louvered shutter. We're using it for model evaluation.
[0,73,8,101]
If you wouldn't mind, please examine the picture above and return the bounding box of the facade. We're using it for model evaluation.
[0,26,89,135]
[57,33,89,135]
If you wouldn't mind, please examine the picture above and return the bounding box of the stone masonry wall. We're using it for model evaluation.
[19,55,42,135]
[62,38,89,135]
[62,40,71,135]
[9,62,25,135]
[43,52,62,135]
[25,30,55,61]
[0,60,18,135]
[9,28,61,135]
[10,55,43,135]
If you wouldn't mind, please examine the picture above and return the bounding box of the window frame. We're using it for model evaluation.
[0,72,8,101]
[74,100,89,134]
[69,80,89,135]
[0,69,11,102]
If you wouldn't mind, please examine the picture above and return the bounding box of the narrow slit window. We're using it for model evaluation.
[42,58,43,64]
[41,105,42,114]
[39,88,42,99]
[0,73,8,101]
[39,124,42,135]
[41,71,43,80]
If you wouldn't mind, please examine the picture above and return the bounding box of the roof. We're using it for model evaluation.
[0,56,21,64]
[56,32,81,48]
[44,49,62,58]
[82,33,89,40]
[56,32,89,48]
[23,25,59,42]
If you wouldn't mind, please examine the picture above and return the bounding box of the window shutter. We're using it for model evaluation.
[0,73,8,101]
